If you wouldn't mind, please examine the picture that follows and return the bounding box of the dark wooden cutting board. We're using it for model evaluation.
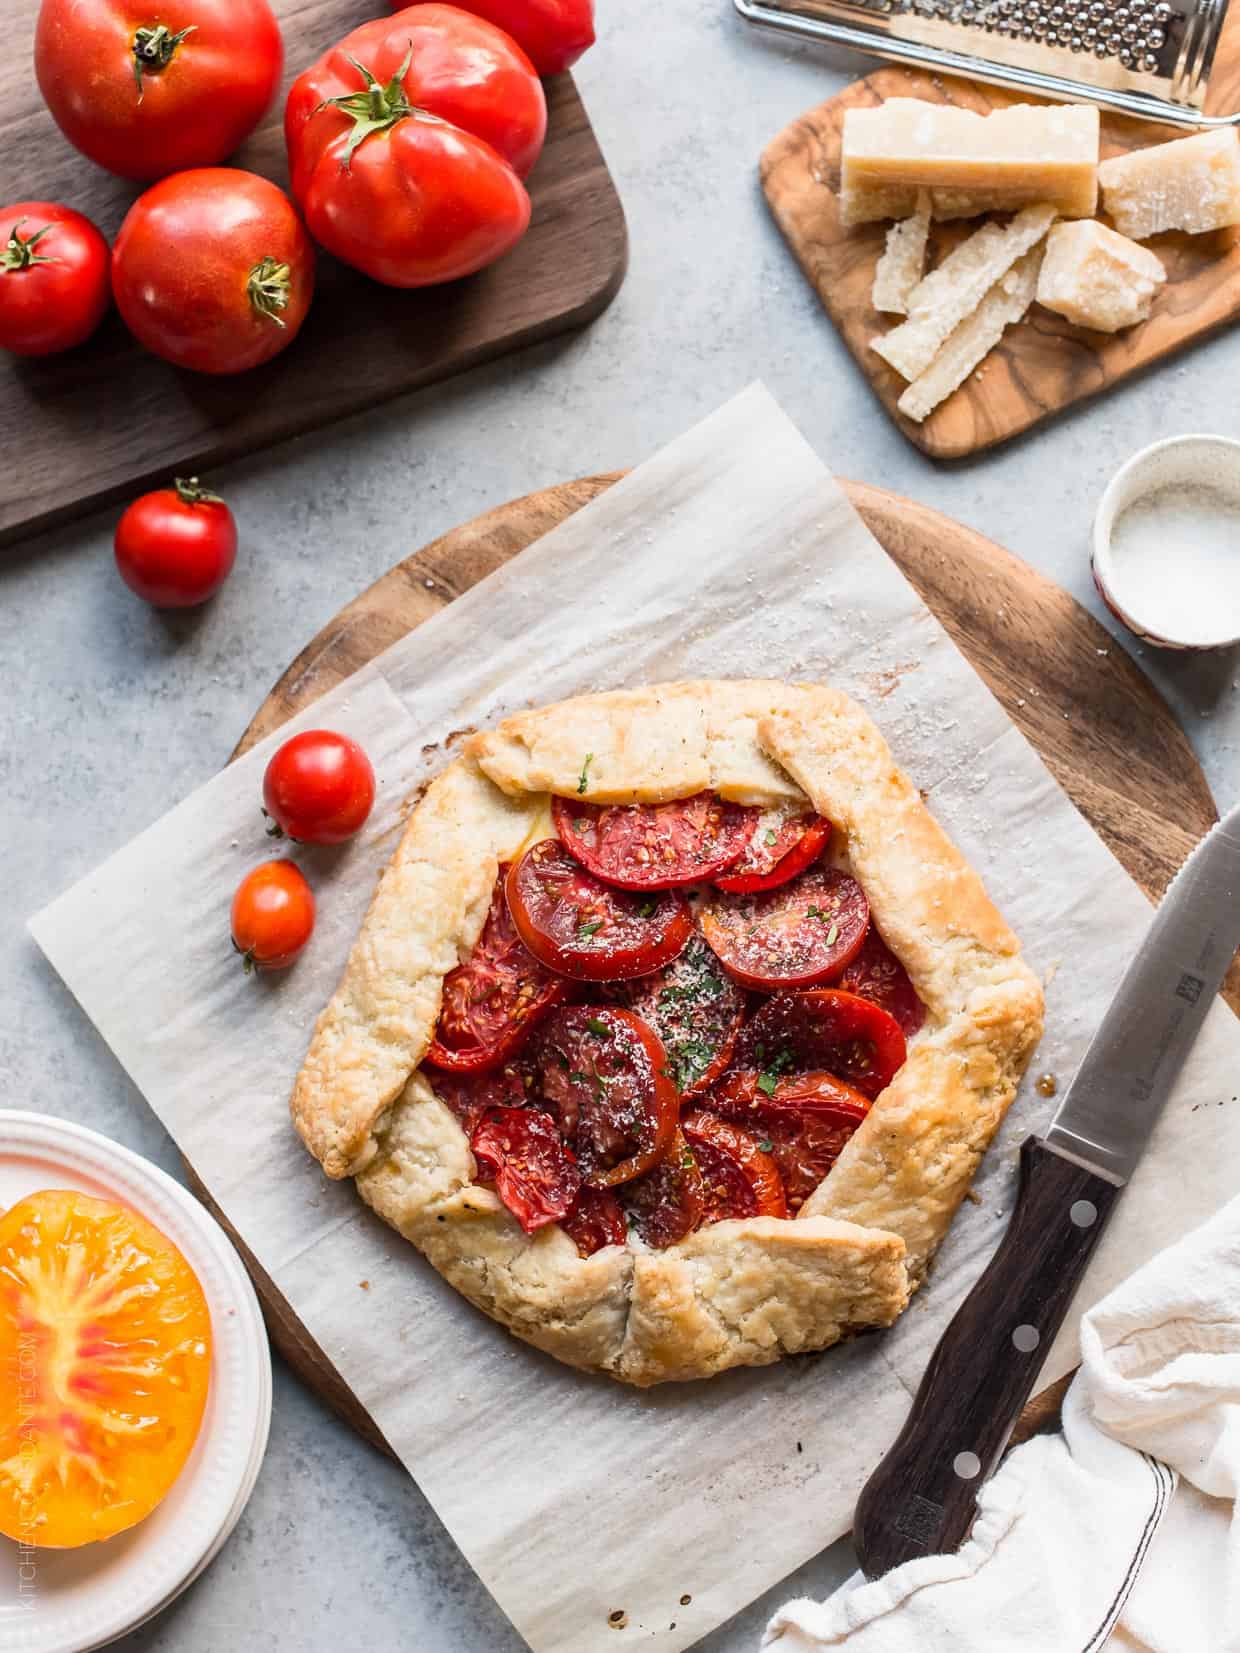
[188,474,1233,1463]
[0,5,626,546]
[760,23,1240,457]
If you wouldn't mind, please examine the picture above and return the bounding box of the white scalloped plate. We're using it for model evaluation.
[0,1110,271,1653]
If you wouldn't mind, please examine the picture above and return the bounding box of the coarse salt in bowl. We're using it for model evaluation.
[1092,434,1240,651]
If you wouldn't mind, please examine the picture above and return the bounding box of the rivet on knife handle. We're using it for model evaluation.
[853,1135,1121,1579]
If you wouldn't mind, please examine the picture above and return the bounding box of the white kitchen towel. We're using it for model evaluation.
[764,1193,1240,1653]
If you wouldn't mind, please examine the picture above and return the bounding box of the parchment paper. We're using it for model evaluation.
[29,385,1240,1653]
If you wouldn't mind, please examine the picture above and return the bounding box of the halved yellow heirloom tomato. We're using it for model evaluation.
[0,1189,212,1548]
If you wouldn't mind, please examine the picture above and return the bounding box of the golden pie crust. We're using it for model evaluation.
[290,680,1044,1385]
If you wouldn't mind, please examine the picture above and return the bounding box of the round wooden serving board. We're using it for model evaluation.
[214,475,1233,1462]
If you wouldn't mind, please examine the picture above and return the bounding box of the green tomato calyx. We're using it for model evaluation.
[248,256,291,327]
[173,477,224,507]
[319,45,434,171]
[2,220,55,274]
[132,23,196,97]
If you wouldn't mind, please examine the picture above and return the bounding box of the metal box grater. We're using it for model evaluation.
[735,0,1235,127]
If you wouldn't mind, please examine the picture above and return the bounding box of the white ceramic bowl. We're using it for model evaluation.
[1092,434,1240,651]
[0,1111,271,1653]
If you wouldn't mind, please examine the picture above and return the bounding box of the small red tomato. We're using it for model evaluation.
[262,730,376,845]
[231,859,315,971]
[0,203,110,357]
[114,477,237,607]
[112,169,314,375]
[35,0,283,182]
[391,0,595,76]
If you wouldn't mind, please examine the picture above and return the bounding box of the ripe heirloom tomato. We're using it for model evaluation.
[285,6,545,288]
[394,0,595,76]
[735,989,907,1101]
[705,1069,871,1214]
[35,0,282,182]
[840,927,926,1037]
[112,169,314,375]
[231,859,315,970]
[602,933,745,1098]
[425,871,568,1071]
[114,476,237,607]
[713,807,832,895]
[560,1186,627,1257]
[263,730,376,846]
[701,865,870,991]
[0,1189,211,1548]
[470,1106,580,1233]
[506,839,691,981]
[0,204,110,357]
[681,1111,787,1222]
[621,1129,705,1248]
[554,792,757,890]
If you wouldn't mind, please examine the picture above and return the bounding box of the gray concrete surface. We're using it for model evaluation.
[4,1,1240,1647]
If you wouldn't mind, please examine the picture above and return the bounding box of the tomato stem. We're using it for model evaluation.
[2,220,55,273]
[247,256,291,327]
[173,476,224,506]
[131,23,196,98]
[316,44,432,171]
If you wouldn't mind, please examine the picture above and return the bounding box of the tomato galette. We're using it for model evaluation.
[291,681,1043,1385]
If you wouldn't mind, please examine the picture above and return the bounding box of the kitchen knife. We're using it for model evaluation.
[853,800,1240,1579]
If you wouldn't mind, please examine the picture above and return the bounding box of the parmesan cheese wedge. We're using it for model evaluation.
[1036,220,1166,332]
[872,203,1056,383]
[841,100,1099,227]
[1098,129,1240,240]
[898,248,1043,424]
[872,194,931,315]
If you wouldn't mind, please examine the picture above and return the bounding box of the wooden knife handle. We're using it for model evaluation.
[853,1135,1122,1579]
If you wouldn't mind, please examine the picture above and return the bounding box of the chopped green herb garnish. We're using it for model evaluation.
[825,922,839,946]
[757,1071,779,1097]
[577,753,593,795]
[636,897,657,918]
[681,1151,695,1169]
[764,828,778,847]
[586,1015,610,1037]
[756,1044,795,1097]
[573,817,588,834]
[578,919,602,939]
[758,1139,774,1153]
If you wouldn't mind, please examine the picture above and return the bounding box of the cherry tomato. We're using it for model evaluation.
[602,933,745,1098]
[393,0,595,76]
[427,1061,529,1136]
[114,476,237,608]
[560,1186,627,1257]
[470,1106,579,1234]
[35,0,282,182]
[700,866,870,991]
[230,859,315,971]
[705,1070,870,1213]
[0,204,110,357]
[426,871,568,1071]
[735,989,906,1101]
[840,927,925,1037]
[506,839,691,981]
[713,807,832,895]
[262,729,376,846]
[620,1129,705,1248]
[681,1110,787,1222]
[112,169,314,375]
[554,792,757,890]
[0,1189,211,1548]
[530,1005,678,1188]
[285,7,544,288]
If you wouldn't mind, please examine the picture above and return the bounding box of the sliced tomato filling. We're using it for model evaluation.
[713,807,832,894]
[839,926,925,1037]
[704,1070,871,1213]
[621,1129,706,1248]
[553,792,757,889]
[560,1187,628,1257]
[470,1107,581,1234]
[601,932,745,1098]
[735,988,906,1100]
[700,865,869,991]
[681,1110,787,1221]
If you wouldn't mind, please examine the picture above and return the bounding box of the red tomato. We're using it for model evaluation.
[560,1186,626,1257]
[531,1006,679,1188]
[506,839,691,981]
[427,1061,529,1136]
[735,989,906,1101]
[230,859,315,971]
[554,793,757,890]
[393,0,595,76]
[262,730,376,846]
[425,872,568,1071]
[114,476,237,607]
[602,933,745,1098]
[0,204,110,357]
[681,1110,787,1222]
[621,1129,705,1248]
[840,927,925,1037]
[112,169,314,375]
[471,1106,580,1234]
[35,0,281,182]
[285,6,545,288]
[713,807,832,894]
[705,1070,870,1213]
[700,866,870,991]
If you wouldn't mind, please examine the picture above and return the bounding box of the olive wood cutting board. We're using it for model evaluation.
[0,4,626,547]
[760,20,1240,457]
[197,474,1234,1472]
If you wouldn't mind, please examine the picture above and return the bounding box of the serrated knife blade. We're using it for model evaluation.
[854,800,1240,1579]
